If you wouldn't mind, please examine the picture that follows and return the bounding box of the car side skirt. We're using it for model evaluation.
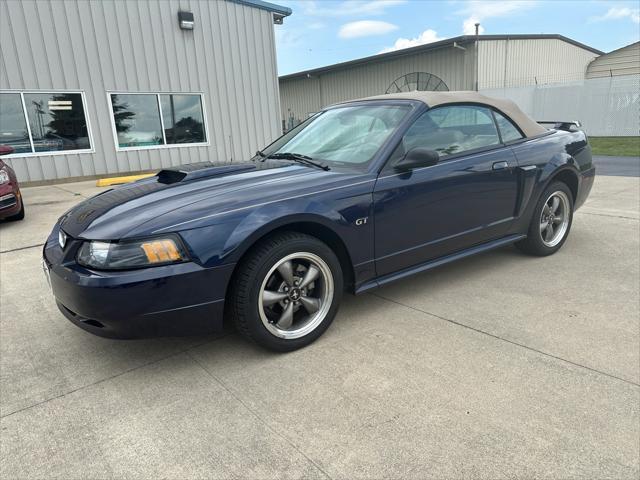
[356,234,526,294]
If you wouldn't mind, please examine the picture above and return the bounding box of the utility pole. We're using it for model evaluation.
[474,23,480,91]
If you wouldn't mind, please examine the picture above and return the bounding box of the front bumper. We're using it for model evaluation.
[0,184,21,218]
[43,227,235,339]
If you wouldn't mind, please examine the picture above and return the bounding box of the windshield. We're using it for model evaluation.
[261,104,411,170]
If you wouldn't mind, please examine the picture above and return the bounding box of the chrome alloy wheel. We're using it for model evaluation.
[540,190,570,247]
[258,252,334,339]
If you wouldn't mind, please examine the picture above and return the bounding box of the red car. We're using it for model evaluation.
[0,146,25,221]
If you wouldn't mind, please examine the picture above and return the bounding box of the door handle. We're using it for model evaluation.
[492,161,509,170]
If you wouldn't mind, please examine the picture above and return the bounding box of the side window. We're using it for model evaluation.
[0,91,92,155]
[493,111,524,143]
[399,105,500,159]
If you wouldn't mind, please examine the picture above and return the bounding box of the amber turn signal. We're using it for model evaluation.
[141,239,183,263]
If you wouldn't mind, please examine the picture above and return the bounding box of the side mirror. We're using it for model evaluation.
[395,148,439,171]
[0,145,14,156]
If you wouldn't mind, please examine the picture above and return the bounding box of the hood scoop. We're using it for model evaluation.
[157,162,256,184]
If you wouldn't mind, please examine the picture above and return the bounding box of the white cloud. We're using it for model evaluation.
[591,7,640,24]
[304,0,406,17]
[380,29,444,53]
[457,0,537,34]
[339,20,398,39]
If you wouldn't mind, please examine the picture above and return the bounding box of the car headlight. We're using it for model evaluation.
[0,170,10,184]
[77,235,189,270]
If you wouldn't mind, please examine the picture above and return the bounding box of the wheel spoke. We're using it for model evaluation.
[299,264,321,288]
[262,290,288,307]
[276,302,294,329]
[543,204,551,216]
[277,261,295,286]
[553,215,563,224]
[299,296,320,314]
[540,221,548,233]
[551,196,560,214]
[545,224,555,242]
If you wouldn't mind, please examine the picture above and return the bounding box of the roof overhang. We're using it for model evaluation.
[280,34,603,80]
[229,0,292,23]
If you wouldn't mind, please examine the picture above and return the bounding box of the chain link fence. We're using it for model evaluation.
[481,74,640,136]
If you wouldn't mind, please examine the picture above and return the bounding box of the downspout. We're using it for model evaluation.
[474,23,480,91]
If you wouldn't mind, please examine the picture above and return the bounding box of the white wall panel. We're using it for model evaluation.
[479,39,598,88]
[586,42,640,78]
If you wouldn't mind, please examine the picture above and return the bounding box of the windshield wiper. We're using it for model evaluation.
[266,152,330,171]
[251,150,266,162]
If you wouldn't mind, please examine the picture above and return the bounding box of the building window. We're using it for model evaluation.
[109,93,207,150]
[0,91,92,156]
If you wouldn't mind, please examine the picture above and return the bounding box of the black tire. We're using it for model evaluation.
[516,181,573,256]
[227,232,343,352]
[6,202,25,221]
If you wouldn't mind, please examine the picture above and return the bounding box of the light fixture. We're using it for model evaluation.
[178,11,194,30]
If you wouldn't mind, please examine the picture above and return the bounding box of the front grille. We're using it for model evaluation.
[0,194,16,210]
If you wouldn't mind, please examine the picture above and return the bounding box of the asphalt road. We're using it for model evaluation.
[593,155,640,177]
[1,176,638,479]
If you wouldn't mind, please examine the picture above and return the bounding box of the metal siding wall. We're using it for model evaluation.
[0,0,282,182]
[479,39,598,89]
[279,45,474,125]
[586,42,640,78]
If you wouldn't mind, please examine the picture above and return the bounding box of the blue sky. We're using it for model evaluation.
[274,0,640,75]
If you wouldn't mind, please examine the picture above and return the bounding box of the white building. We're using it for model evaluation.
[279,34,602,130]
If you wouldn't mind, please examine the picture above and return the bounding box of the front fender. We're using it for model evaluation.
[223,206,351,264]
[179,189,374,271]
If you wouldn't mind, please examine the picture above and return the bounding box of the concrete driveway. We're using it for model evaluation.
[1,175,638,479]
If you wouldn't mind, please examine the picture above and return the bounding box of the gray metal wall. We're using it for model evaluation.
[0,0,282,182]
[280,38,599,126]
[279,43,476,126]
[586,42,640,78]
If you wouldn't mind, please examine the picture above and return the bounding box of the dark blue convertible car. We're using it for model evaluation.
[44,91,595,351]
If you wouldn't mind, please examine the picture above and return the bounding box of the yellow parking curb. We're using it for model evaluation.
[96,173,155,187]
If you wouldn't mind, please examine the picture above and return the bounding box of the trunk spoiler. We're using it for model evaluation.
[537,120,582,132]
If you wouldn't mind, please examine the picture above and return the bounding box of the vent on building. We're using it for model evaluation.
[385,72,449,94]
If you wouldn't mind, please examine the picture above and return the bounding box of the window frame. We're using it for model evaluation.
[398,103,505,163]
[106,91,210,152]
[0,89,95,158]
[489,108,526,145]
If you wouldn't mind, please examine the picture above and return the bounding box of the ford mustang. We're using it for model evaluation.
[43,91,595,351]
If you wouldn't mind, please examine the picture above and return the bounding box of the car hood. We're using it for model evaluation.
[59,161,368,240]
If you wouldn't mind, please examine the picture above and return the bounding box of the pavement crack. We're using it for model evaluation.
[0,243,45,254]
[52,185,88,198]
[0,335,229,420]
[577,211,638,221]
[370,292,640,388]
[187,351,334,480]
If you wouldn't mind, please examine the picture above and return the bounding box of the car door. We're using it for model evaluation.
[373,104,520,277]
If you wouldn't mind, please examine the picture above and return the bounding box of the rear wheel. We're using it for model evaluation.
[227,232,343,351]
[516,181,573,256]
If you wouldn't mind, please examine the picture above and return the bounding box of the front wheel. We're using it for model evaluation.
[227,232,343,351]
[516,181,574,256]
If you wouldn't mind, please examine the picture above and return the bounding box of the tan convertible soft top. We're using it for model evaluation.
[339,90,547,138]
